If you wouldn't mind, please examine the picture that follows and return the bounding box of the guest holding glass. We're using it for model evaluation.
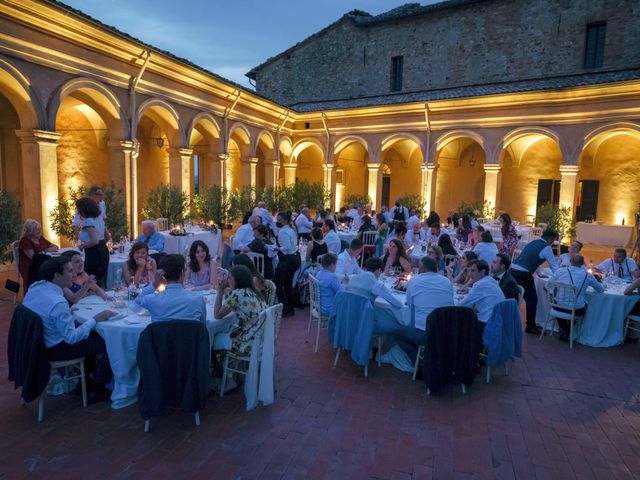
[185,240,217,290]
[60,250,109,304]
[305,227,328,264]
[498,213,519,256]
[382,238,412,274]
[77,197,110,288]
[18,218,58,292]
[123,242,157,287]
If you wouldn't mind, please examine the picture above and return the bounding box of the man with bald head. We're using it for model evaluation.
[232,215,261,253]
[295,206,313,240]
[135,220,165,253]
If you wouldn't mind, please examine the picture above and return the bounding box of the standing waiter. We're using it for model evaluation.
[274,211,301,317]
[510,229,559,334]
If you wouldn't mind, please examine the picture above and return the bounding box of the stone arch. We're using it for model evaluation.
[135,98,184,147]
[0,57,44,130]
[333,135,369,157]
[278,136,293,160]
[186,112,222,192]
[47,77,127,137]
[253,130,276,189]
[291,137,325,163]
[500,126,567,165]
[291,137,325,186]
[435,130,487,158]
[186,112,221,145]
[227,122,251,148]
[251,129,275,156]
[381,133,425,160]
[380,133,425,210]
[581,122,640,155]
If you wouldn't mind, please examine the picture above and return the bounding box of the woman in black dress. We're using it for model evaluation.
[305,227,328,264]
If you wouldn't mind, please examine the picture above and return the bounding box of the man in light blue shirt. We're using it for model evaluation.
[336,238,363,277]
[459,259,505,324]
[136,254,206,324]
[135,220,165,253]
[315,253,344,316]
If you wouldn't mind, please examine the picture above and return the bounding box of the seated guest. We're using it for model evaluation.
[459,259,505,325]
[306,227,328,264]
[60,250,109,304]
[23,257,115,400]
[426,223,441,244]
[559,240,583,267]
[135,220,165,252]
[393,257,454,360]
[456,214,473,244]
[294,207,314,240]
[386,222,409,249]
[382,238,412,274]
[407,211,421,231]
[595,248,637,280]
[231,253,277,305]
[123,242,157,287]
[491,253,520,301]
[381,205,392,224]
[185,240,217,290]
[246,224,275,279]
[315,253,345,316]
[446,209,459,228]
[438,233,457,257]
[348,257,402,308]
[336,238,364,277]
[357,215,376,237]
[347,204,359,222]
[425,210,440,228]
[469,225,484,249]
[550,254,604,341]
[427,244,445,273]
[19,218,59,291]
[451,251,478,287]
[136,254,206,324]
[252,201,272,227]
[214,265,267,355]
[351,206,364,230]
[322,219,341,255]
[408,222,426,247]
[473,230,499,265]
[232,215,261,253]
[376,213,390,256]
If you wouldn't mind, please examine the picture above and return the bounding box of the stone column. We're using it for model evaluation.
[15,130,62,242]
[264,159,280,189]
[211,153,228,189]
[283,164,296,186]
[169,147,193,198]
[323,163,337,210]
[559,165,580,214]
[109,139,139,238]
[483,164,502,217]
[367,163,381,211]
[421,163,437,214]
[242,156,259,188]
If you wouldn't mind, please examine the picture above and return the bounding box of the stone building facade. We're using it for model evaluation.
[0,0,639,248]
[247,0,640,108]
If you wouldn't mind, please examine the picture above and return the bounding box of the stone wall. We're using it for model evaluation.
[253,0,640,106]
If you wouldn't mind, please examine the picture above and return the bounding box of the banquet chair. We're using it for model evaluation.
[156,218,169,232]
[624,313,640,341]
[360,231,378,267]
[480,299,522,384]
[443,255,458,278]
[246,252,265,277]
[271,303,284,341]
[38,359,88,422]
[307,274,328,352]
[531,227,543,238]
[536,223,548,230]
[511,248,522,264]
[11,240,19,303]
[517,285,525,305]
[539,280,583,350]
[412,345,424,381]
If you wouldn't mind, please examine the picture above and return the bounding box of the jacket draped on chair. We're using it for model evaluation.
[482,299,523,368]
[328,291,375,366]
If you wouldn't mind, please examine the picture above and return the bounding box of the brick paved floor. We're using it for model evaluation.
[2,295,640,479]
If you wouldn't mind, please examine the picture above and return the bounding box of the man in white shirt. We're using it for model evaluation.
[459,259,505,324]
[381,205,392,224]
[23,256,116,400]
[274,211,301,316]
[72,185,106,229]
[407,212,421,231]
[550,254,604,341]
[347,205,359,221]
[408,222,426,247]
[336,238,363,277]
[426,223,441,244]
[294,207,314,240]
[558,240,583,267]
[232,215,261,253]
[252,201,272,227]
[322,219,341,255]
[595,248,637,281]
[392,256,454,360]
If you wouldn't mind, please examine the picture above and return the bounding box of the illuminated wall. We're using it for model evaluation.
[0,94,22,203]
[295,145,323,184]
[227,140,243,191]
[136,116,170,216]
[336,143,368,204]
[435,140,485,215]
[381,141,423,207]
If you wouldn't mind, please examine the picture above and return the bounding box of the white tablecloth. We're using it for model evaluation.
[535,275,639,347]
[73,292,235,409]
[161,230,221,256]
[575,222,633,246]
[482,223,532,242]
[337,230,357,244]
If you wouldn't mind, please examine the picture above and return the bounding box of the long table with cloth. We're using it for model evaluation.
[160,229,221,256]
[534,269,639,347]
[481,223,532,243]
[72,290,272,410]
[575,222,634,246]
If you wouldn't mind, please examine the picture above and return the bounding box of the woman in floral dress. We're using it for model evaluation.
[499,213,519,256]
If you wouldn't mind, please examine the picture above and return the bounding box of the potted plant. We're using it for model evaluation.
[193,184,231,229]
[0,190,22,263]
[141,184,189,228]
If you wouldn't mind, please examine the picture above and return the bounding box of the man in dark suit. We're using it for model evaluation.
[491,253,520,301]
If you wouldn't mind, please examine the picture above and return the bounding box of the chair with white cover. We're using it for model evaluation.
[39,359,88,422]
[624,313,640,341]
[539,280,583,349]
[536,223,548,230]
[246,252,265,277]
[489,225,503,242]
[156,218,169,232]
[307,274,328,352]
[511,248,522,264]
[360,231,378,267]
[11,240,19,303]
[531,227,543,238]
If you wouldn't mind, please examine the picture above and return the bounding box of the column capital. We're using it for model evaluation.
[265,159,280,167]
[559,164,580,175]
[243,156,259,165]
[168,147,193,157]
[216,153,230,161]
[422,163,437,172]
[367,163,381,171]
[15,129,61,144]
[284,163,297,171]
[483,163,502,173]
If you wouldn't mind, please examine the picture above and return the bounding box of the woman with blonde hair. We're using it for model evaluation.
[18,218,58,291]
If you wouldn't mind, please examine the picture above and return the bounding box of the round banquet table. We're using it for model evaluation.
[534,273,639,347]
[160,229,221,257]
[73,291,235,409]
[337,230,357,244]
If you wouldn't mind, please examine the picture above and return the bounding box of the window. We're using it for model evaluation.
[584,22,606,69]
[390,56,403,92]
[193,153,200,194]
[536,179,560,216]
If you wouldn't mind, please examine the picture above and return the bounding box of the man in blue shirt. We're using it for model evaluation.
[315,253,344,316]
[135,220,165,253]
[136,254,206,324]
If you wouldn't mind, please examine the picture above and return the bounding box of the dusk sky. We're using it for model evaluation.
[61,0,439,88]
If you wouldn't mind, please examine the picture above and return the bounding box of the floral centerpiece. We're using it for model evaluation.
[169,225,188,236]
[199,221,218,233]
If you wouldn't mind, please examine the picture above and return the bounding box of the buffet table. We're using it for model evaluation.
[575,222,633,246]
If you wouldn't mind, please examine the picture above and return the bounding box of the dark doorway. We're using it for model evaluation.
[576,180,599,221]
[381,175,391,208]
[536,179,561,216]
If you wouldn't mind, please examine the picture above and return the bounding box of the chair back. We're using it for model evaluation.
[361,231,378,247]
[263,279,277,305]
[546,280,579,313]
[511,248,522,263]
[443,254,458,279]
[308,274,321,317]
[156,218,169,232]
[489,225,503,241]
[483,299,522,367]
[246,252,265,277]
[316,254,326,266]
[11,240,19,281]
[531,227,543,238]
[328,290,376,366]
[536,222,548,230]
[269,303,284,340]
[516,285,525,304]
